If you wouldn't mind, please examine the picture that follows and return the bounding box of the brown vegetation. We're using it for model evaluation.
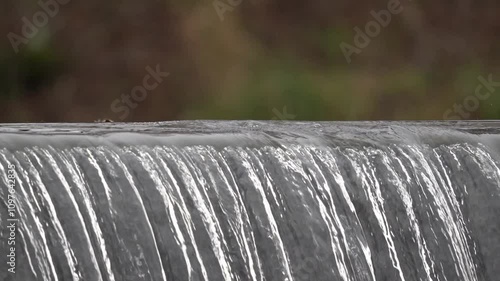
[1,0,499,122]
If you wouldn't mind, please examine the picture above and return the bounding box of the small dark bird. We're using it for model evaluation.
[94,119,114,123]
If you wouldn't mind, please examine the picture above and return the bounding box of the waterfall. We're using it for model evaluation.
[1,121,499,281]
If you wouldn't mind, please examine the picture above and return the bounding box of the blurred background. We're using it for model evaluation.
[0,0,499,122]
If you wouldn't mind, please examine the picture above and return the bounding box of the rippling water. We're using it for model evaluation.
[1,121,499,281]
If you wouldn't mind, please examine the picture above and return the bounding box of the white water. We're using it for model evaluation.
[1,121,499,281]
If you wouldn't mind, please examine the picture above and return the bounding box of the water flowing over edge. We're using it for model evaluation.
[1,121,500,281]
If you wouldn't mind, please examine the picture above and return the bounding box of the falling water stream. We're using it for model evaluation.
[1,121,499,281]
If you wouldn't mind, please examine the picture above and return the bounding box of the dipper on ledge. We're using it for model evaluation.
[94,119,114,123]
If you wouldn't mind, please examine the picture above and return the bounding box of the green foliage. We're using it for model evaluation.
[0,43,63,100]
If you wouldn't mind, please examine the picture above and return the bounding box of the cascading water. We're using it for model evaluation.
[1,121,499,281]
